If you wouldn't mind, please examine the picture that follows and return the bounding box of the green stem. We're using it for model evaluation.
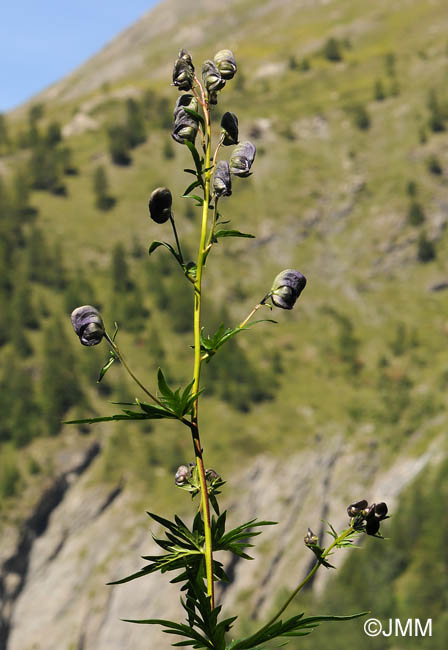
[263,526,355,629]
[169,214,184,264]
[238,292,272,329]
[191,83,215,610]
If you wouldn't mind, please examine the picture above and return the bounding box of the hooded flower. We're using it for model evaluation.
[172,49,195,91]
[347,500,368,518]
[214,49,237,80]
[347,500,389,536]
[270,270,307,310]
[70,305,105,346]
[148,187,172,224]
[221,112,239,146]
[365,502,388,536]
[172,95,199,144]
[213,161,232,197]
[229,141,256,177]
[202,60,226,94]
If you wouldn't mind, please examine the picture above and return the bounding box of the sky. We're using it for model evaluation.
[0,1,160,112]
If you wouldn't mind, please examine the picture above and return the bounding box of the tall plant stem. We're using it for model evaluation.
[191,87,215,609]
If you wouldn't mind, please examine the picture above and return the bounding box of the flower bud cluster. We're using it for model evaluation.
[304,527,319,546]
[347,499,389,536]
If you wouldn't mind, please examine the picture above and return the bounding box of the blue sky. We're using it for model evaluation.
[0,1,159,112]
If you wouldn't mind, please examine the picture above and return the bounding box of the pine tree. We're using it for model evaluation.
[45,121,62,147]
[107,126,132,165]
[324,37,342,62]
[111,242,131,293]
[93,166,115,210]
[125,98,146,148]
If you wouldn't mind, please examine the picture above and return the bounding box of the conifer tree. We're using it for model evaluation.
[93,165,115,210]
[111,242,131,293]
[125,98,146,148]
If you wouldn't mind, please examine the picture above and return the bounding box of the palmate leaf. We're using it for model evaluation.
[227,612,367,650]
[64,409,164,425]
[65,396,178,426]
[200,320,277,361]
[156,369,201,417]
[122,618,213,649]
[214,518,277,559]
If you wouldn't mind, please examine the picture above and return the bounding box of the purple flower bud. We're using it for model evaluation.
[221,112,239,146]
[213,161,232,197]
[175,464,191,486]
[148,187,172,224]
[304,528,318,546]
[172,95,199,144]
[172,49,195,91]
[270,270,307,310]
[374,502,388,520]
[229,141,256,177]
[70,305,105,346]
[365,517,380,536]
[205,468,220,481]
[347,499,368,518]
[202,60,226,94]
[214,49,237,80]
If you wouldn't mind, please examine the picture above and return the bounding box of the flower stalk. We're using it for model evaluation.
[263,525,355,629]
[191,79,215,609]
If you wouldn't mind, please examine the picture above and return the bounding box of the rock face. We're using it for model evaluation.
[1,434,439,650]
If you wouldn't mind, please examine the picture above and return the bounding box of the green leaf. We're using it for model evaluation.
[97,354,116,382]
[183,261,197,282]
[183,107,205,131]
[157,368,173,399]
[64,410,154,425]
[136,399,178,420]
[185,141,203,179]
[121,618,213,648]
[182,179,202,197]
[200,320,277,361]
[186,194,204,206]
[148,241,183,266]
[213,229,255,240]
[155,370,200,417]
